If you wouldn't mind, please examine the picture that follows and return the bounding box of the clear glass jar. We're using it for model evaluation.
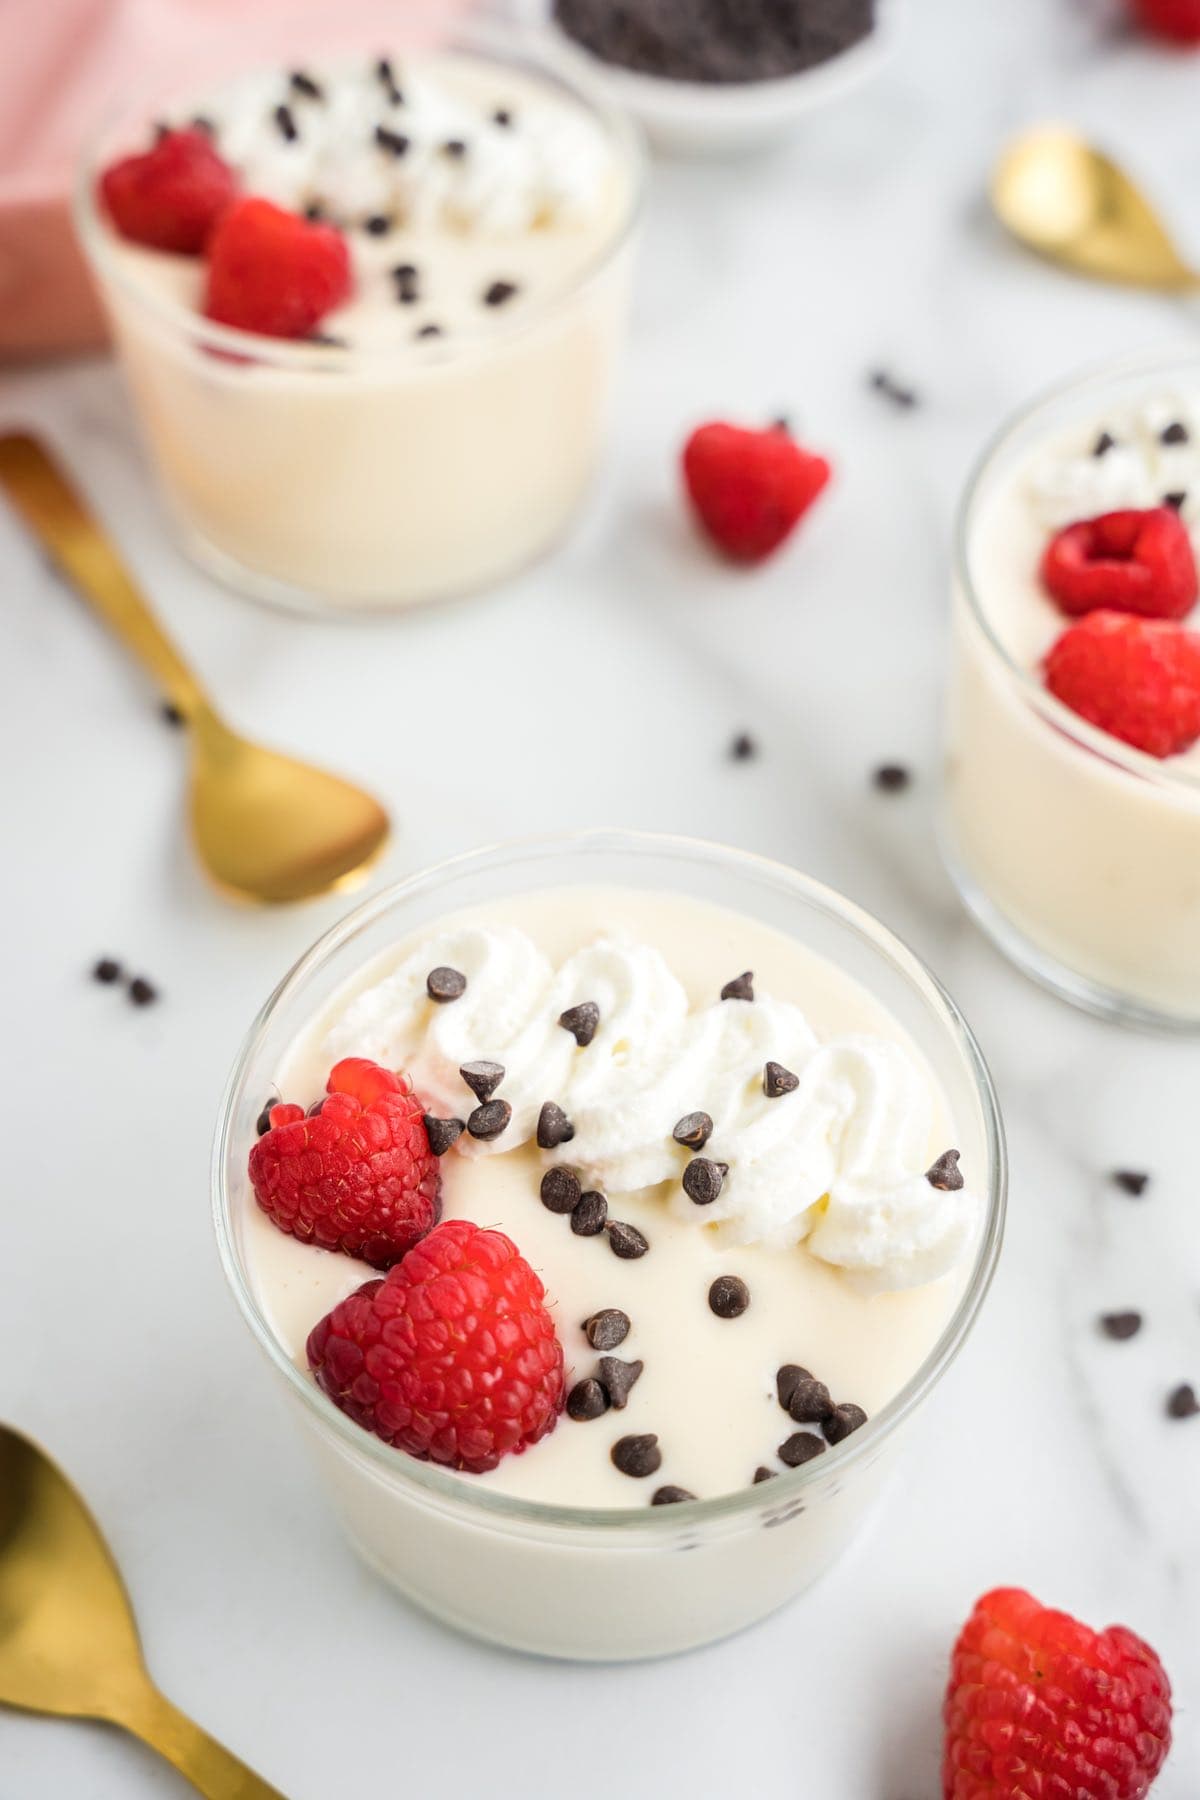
[943,349,1200,1031]
[213,830,1005,1660]
[74,29,644,616]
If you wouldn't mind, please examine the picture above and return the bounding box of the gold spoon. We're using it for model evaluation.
[991,125,1200,290]
[0,433,390,904]
[0,1423,286,1798]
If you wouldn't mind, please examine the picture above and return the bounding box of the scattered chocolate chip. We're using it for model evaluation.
[426,966,466,1003]
[375,125,410,157]
[289,70,324,99]
[1164,491,1188,512]
[729,732,758,761]
[752,1465,777,1484]
[874,762,911,792]
[583,1308,630,1350]
[571,1190,608,1236]
[128,976,159,1007]
[1093,430,1116,457]
[764,1061,799,1098]
[423,1114,465,1156]
[779,1432,826,1467]
[483,279,519,307]
[708,1275,750,1318]
[375,57,403,105]
[416,323,444,340]
[823,1402,868,1444]
[1099,1310,1142,1341]
[558,1001,600,1046]
[190,115,216,136]
[303,201,325,221]
[788,1376,833,1423]
[652,1485,695,1505]
[1161,421,1190,445]
[364,214,393,236]
[598,1356,643,1408]
[607,1220,649,1259]
[925,1149,963,1191]
[442,138,468,159]
[460,1060,505,1104]
[567,1378,609,1421]
[92,958,122,985]
[537,1101,575,1149]
[492,107,514,126]
[273,103,299,143]
[720,971,754,1002]
[870,369,918,410]
[682,1157,728,1206]
[1166,1382,1199,1420]
[160,701,185,727]
[307,331,346,348]
[611,1434,661,1478]
[467,1099,512,1141]
[541,1167,582,1214]
[770,415,790,433]
[391,263,420,304]
[776,1365,809,1411]
[672,1111,714,1152]
[255,1100,275,1137]
[1112,1169,1149,1197]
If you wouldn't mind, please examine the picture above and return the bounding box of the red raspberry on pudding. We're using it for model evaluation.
[307,1219,566,1472]
[99,128,238,254]
[248,1056,440,1267]
[682,421,831,564]
[943,1586,1172,1799]
[1044,609,1200,758]
[1040,507,1198,621]
[1130,0,1200,42]
[204,197,353,339]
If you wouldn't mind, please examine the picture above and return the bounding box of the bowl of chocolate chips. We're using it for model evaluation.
[516,0,900,155]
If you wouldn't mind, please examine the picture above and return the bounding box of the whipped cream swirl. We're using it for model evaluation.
[326,926,982,1292]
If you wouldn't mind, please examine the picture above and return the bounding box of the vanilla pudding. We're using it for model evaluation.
[216,837,1003,1657]
[78,40,641,611]
[944,354,1200,1028]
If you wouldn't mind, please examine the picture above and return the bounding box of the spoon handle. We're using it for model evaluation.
[123,1684,289,1800]
[0,433,207,721]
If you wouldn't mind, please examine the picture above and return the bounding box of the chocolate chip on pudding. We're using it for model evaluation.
[611,1434,661,1478]
[537,1100,576,1149]
[598,1356,643,1409]
[778,1431,825,1467]
[673,1110,714,1151]
[426,965,466,1003]
[606,1220,649,1259]
[541,1167,582,1214]
[925,1149,964,1191]
[571,1190,608,1236]
[763,1061,798,1098]
[467,1098,512,1141]
[823,1403,868,1444]
[720,970,754,1001]
[460,1060,505,1104]
[423,1114,465,1156]
[682,1157,728,1206]
[559,1000,600,1046]
[583,1308,631,1350]
[567,1378,609,1421]
[708,1275,750,1318]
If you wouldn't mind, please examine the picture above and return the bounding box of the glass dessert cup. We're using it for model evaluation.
[213,830,1005,1661]
[942,349,1200,1032]
[73,29,644,617]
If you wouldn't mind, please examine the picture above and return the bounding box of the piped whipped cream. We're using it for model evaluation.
[326,925,981,1293]
[1027,394,1200,537]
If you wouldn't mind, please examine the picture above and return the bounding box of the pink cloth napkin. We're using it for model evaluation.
[0,0,472,358]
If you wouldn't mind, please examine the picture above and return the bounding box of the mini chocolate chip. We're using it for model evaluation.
[730,732,757,760]
[583,1308,630,1350]
[611,1434,661,1477]
[191,115,216,136]
[493,107,514,126]
[874,763,911,792]
[682,1157,728,1206]
[823,1402,868,1444]
[442,138,468,158]
[598,1356,643,1409]
[426,966,466,1003]
[607,1221,649,1259]
[255,1100,276,1137]
[1099,1310,1142,1341]
[273,103,298,142]
[1164,491,1188,512]
[673,1111,713,1151]
[1112,1169,1149,1197]
[776,1364,812,1411]
[537,1101,575,1149]
[483,279,519,307]
[375,57,403,104]
[460,1060,505,1104]
[559,1001,600,1046]
[364,214,392,236]
[416,323,444,340]
[708,1275,750,1318]
[870,369,918,409]
[652,1485,695,1505]
[541,1167,582,1214]
[571,1190,608,1236]
[764,1061,799,1098]
[423,1115,465,1156]
[788,1376,833,1423]
[303,201,325,221]
[92,958,122,984]
[289,70,323,99]
[1166,1382,1199,1420]
[161,701,185,727]
[128,977,158,1007]
[467,1099,511,1141]
[926,1149,963,1191]
[720,970,754,1001]
[1093,430,1116,457]
[1161,421,1190,445]
[375,125,410,157]
[779,1432,826,1467]
[752,1465,777,1484]
[567,1378,609,1421]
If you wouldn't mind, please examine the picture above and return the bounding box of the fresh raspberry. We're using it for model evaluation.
[248,1057,440,1268]
[1130,0,1200,43]
[306,1219,566,1473]
[1040,508,1198,621]
[682,421,831,564]
[943,1587,1172,1799]
[98,128,238,254]
[204,197,353,339]
[1044,610,1200,758]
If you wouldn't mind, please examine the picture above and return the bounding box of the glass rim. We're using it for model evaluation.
[953,342,1200,796]
[73,17,647,372]
[211,828,1007,1534]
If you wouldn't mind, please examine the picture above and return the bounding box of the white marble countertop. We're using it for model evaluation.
[2,0,1198,1793]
